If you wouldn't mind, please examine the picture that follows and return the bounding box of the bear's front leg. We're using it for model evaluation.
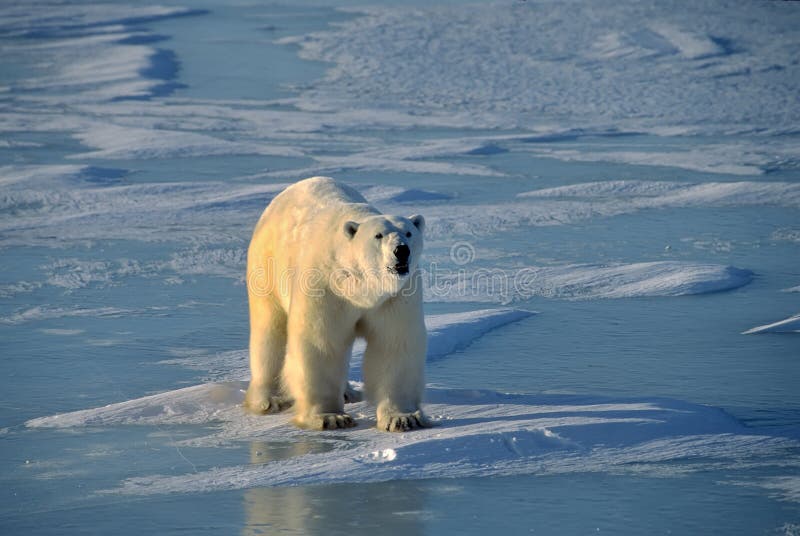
[362,298,430,432]
[282,307,357,430]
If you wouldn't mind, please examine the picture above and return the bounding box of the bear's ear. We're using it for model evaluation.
[409,214,425,232]
[343,220,360,239]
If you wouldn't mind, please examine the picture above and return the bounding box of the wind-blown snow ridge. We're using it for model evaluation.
[426,261,753,302]
[518,143,800,176]
[742,313,800,335]
[1,3,204,102]
[517,180,800,208]
[350,308,534,379]
[361,185,453,204]
[0,4,201,38]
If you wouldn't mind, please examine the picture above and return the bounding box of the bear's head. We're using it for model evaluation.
[337,213,425,306]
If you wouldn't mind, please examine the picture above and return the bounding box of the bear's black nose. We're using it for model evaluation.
[394,244,410,264]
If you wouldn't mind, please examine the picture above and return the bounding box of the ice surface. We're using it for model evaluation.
[28,383,799,495]
[26,304,797,496]
[743,314,800,335]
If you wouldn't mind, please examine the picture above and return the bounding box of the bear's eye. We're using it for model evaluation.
[375,233,383,240]
[405,231,412,238]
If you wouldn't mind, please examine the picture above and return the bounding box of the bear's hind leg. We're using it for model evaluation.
[244,297,291,414]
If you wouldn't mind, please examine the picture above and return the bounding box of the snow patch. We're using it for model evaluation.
[742,314,800,335]
[25,379,798,496]
[0,306,132,325]
[517,180,800,207]
[48,386,799,495]
[69,123,301,159]
[649,24,726,60]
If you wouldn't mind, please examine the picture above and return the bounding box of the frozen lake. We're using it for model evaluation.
[1,1,799,534]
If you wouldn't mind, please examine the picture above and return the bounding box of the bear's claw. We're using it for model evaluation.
[322,413,357,430]
[382,410,430,432]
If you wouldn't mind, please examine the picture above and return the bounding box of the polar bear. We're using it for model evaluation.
[244,177,429,432]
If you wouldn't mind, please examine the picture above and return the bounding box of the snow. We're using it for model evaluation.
[419,180,800,240]
[284,2,800,135]
[0,165,289,247]
[519,146,772,176]
[362,185,453,204]
[517,180,800,208]
[743,313,800,335]
[0,306,133,325]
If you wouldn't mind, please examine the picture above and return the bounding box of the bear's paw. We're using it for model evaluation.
[380,410,430,432]
[295,412,357,430]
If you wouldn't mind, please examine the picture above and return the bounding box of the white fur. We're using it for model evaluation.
[244,177,428,431]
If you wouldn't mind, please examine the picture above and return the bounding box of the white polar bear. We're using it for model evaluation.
[244,177,429,432]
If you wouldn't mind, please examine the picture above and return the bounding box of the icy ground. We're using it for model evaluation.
[1,0,800,534]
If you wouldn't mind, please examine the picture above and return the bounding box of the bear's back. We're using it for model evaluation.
[254,176,371,233]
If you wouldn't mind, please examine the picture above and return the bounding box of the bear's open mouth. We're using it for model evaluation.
[392,264,410,276]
